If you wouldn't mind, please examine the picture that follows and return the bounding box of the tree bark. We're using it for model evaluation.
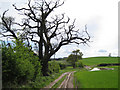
[41,55,50,76]
[73,63,76,68]
[39,38,43,60]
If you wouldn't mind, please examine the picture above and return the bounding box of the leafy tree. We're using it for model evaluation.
[48,60,60,74]
[0,0,90,76]
[67,49,83,68]
[67,54,76,68]
[58,62,66,70]
[75,60,84,68]
[72,49,83,60]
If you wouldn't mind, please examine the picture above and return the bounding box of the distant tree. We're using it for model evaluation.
[109,53,111,57]
[0,0,90,76]
[67,54,76,68]
[72,49,83,60]
[67,49,83,68]
[75,60,84,68]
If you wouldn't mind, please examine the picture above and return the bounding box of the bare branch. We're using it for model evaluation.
[29,35,39,43]
[13,4,30,11]
[1,10,18,40]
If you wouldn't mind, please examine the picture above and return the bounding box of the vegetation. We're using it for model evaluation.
[74,69,118,88]
[32,66,80,88]
[2,40,41,88]
[66,49,83,68]
[75,60,84,68]
[48,60,60,75]
[58,62,67,70]
[81,57,119,66]
[30,71,64,88]
[2,42,119,89]
[2,40,69,88]
[1,0,118,89]
[2,39,77,88]
[0,0,90,76]
[72,49,83,60]
[52,74,67,88]
[73,57,119,88]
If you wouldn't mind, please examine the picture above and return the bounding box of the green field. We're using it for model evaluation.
[74,68,118,88]
[74,57,119,88]
[81,57,119,66]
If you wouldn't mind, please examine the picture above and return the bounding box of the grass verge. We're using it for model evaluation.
[29,66,79,88]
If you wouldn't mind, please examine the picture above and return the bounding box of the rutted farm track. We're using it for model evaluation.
[44,71,76,88]
[58,71,76,88]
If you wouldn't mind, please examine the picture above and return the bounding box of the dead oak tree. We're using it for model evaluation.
[1,0,90,76]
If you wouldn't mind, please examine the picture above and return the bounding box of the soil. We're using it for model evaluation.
[58,71,75,88]
[44,72,69,88]
[44,71,76,88]
[65,71,75,88]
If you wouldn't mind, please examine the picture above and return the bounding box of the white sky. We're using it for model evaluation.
[0,0,119,58]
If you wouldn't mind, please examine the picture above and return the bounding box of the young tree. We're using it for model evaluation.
[67,54,76,68]
[72,49,83,60]
[67,49,83,68]
[0,0,90,76]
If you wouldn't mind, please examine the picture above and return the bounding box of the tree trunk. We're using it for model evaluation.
[41,56,49,76]
[73,63,76,68]
[41,61,49,76]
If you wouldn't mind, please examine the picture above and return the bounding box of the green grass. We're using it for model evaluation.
[56,60,71,66]
[74,57,119,88]
[41,57,119,88]
[81,57,119,66]
[33,66,79,88]
[52,74,67,88]
[96,66,119,70]
[55,60,67,63]
[59,66,80,72]
[21,67,73,88]
[21,57,119,88]
[74,69,118,88]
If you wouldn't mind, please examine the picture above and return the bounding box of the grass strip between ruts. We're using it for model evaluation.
[51,74,67,88]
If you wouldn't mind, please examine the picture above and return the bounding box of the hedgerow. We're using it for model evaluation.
[2,40,41,87]
[48,60,60,75]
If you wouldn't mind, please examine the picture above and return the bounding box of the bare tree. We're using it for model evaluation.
[0,10,31,48]
[0,0,90,76]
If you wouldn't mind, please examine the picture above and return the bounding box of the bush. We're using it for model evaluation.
[2,40,41,87]
[58,62,66,70]
[75,60,84,68]
[48,60,60,74]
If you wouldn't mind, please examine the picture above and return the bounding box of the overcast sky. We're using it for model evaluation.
[0,0,119,58]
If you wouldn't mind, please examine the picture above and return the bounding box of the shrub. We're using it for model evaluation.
[75,60,84,68]
[2,40,41,87]
[58,62,66,70]
[48,60,60,74]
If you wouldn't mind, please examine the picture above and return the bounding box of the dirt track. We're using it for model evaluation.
[58,71,76,88]
[44,72,69,88]
[44,71,76,88]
